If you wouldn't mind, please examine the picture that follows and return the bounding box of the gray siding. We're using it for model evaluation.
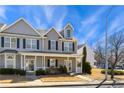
[0,54,5,68]
[16,54,21,69]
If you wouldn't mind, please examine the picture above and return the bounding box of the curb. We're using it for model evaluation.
[1,83,124,88]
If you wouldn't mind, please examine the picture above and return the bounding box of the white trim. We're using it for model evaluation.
[19,52,83,58]
[0,33,41,38]
[34,56,36,71]
[4,53,16,68]
[21,55,23,69]
[43,56,45,70]
[24,55,25,70]
[50,58,56,67]
[1,18,42,37]
[43,27,63,38]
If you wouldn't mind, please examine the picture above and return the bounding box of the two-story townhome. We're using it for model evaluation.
[0,18,82,73]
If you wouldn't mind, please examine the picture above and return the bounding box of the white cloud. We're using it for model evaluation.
[42,6,56,23]
[0,6,6,20]
[54,7,67,31]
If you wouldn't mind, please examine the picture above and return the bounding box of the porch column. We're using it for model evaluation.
[34,56,37,71]
[76,57,77,73]
[43,56,46,70]
[24,55,25,70]
[4,53,6,68]
[21,55,23,69]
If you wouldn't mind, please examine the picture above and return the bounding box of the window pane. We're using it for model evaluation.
[11,38,17,48]
[6,60,14,68]
[26,39,31,49]
[51,40,56,50]
[4,37,10,48]
[50,59,55,67]
[6,54,14,59]
[69,42,73,51]
[32,40,37,49]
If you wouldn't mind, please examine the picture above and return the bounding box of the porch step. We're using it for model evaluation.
[26,72,37,80]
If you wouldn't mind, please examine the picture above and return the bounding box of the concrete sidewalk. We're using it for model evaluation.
[1,79,124,88]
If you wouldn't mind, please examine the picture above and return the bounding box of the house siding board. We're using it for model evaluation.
[36,56,43,67]
[3,20,39,36]
[0,54,5,68]
[16,54,21,69]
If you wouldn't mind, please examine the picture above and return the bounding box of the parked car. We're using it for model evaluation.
[115,66,123,70]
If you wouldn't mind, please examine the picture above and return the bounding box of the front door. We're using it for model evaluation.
[64,60,72,72]
[25,59,35,71]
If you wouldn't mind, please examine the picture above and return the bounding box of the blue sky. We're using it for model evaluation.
[0,5,124,48]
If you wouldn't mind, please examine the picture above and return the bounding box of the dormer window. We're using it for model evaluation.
[64,29,72,38]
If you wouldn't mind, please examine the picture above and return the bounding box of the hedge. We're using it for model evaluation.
[36,66,67,76]
[0,68,26,75]
[101,69,124,75]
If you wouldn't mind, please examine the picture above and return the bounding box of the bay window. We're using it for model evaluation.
[5,54,15,68]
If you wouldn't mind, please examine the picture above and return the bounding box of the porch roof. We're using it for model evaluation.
[18,51,83,58]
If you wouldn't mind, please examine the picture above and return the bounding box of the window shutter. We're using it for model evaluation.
[48,40,51,50]
[23,39,26,49]
[47,59,50,67]
[37,40,39,49]
[56,41,58,50]
[1,37,4,47]
[55,59,58,67]
[62,42,64,51]
[17,38,20,48]
[73,42,75,51]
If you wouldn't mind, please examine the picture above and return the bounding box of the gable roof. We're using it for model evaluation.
[1,18,41,36]
[43,27,63,38]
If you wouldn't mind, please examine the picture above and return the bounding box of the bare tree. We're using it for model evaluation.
[108,31,124,79]
[94,41,105,68]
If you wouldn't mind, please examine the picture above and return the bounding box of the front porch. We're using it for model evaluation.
[19,52,82,73]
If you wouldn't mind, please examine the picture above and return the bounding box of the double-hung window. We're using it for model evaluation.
[26,39,31,49]
[4,37,10,48]
[51,40,56,50]
[26,39,37,49]
[5,54,15,68]
[64,42,73,52]
[32,39,37,49]
[11,38,17,48]
[4,37,17,48]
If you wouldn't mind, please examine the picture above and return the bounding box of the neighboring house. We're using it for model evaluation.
[77,44,96,68]
[0,18,82,73]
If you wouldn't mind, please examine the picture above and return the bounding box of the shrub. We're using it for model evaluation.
[101,69,124,75]
[58,65,67,74]
[35,69,46,76]
[0,68,26,75]
[83,62,92,74]
[46,67,60,75]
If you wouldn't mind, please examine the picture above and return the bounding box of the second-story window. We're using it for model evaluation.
[4,37,17,48]
[51,40,56,50]
[26,39,31,49]
[64,42,73,52]
[4,37,10,48]
[26,39,37,49]
[11,38,17,48]
[32,39,37,49]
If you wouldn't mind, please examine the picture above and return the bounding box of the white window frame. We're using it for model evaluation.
[4,37,17,48]
[64,29,72,38]
[26,39,37,50]
[64,42,73,52]
[50,59,56,67]
[5,53,16,68]
[51,40,56,50]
